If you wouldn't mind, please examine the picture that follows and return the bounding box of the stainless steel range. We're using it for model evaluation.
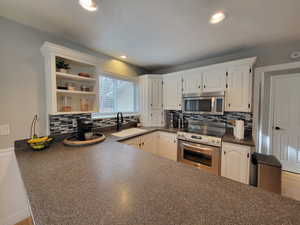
[177,121,225,176]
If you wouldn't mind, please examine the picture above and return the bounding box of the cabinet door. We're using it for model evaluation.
[139,77,149,126]
[163,73,182,110]
[141,132,158,154]
[221,142,250,184]
[157,132,178,161]
[182,69,202,94]
[202,68,226,92]
[122,137,141,150]
[226,65,252,112]
[149,109,164,127]
[150,78,163,109]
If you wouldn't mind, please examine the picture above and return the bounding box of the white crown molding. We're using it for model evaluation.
[40,42,99,66]
[165,57,257,74]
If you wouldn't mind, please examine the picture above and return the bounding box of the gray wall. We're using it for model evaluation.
[0,17,145,149]
[152,40,300,74]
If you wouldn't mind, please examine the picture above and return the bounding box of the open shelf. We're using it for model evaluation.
[56,72,96,82]
[55,111,96,115]
[56,89,97,95]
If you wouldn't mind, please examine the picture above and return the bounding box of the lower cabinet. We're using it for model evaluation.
[140,132,158,154]
[121,137,141,149]
[221,142,251,184]
[157,132,177,161]
[121,131,178,161]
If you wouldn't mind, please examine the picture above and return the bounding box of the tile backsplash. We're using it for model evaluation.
[166,111,253,129]
[49,114,138,135]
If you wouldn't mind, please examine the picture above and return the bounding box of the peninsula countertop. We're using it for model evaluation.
[16,130,300,225]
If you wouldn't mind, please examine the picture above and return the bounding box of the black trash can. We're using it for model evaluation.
[252,153,282,194]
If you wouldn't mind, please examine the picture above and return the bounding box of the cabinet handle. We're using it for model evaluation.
[179,104,181,106]
[247,153,250,158]
[224,151,226,155]
[203,85,206,89]
[198,85,201,89]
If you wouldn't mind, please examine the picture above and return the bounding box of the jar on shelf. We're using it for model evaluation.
[61,96,72,112]
[80,98,89,111]
[80,84,91,92]
[67,82,76,91]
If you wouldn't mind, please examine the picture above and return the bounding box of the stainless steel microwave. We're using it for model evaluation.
[182,92,225,115]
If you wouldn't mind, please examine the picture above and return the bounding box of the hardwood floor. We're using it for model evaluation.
[15,217,33,225]
[282,171,300,201]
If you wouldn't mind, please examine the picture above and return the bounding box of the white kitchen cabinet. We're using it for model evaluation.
[221,142,251,184]
[225,64,253,112]
[121,131,178,161]
[202,68,227,92]
[182,69,202,94]
[157,132,178,161]
[140,132,158,154]
[163,72,183,110]
[139,75,164,127]
[121,137,141,149]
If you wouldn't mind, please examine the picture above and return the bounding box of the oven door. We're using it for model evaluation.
[179,141,220,175]
[183,97,213,114]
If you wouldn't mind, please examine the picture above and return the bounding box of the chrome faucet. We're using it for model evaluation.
[116,112,124,131]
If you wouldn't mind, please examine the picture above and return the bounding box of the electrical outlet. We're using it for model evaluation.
[0,124,10,136]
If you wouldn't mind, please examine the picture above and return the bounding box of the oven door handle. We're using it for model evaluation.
[182,143,214,155]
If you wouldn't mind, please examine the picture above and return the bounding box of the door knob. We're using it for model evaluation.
[275,126,281,130]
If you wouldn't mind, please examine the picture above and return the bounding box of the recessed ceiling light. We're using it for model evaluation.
[210,11,226,24]
[79,0,98,12]
[120,55,127,59]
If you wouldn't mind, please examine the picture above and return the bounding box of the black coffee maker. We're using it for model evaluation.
[77,118,93,141]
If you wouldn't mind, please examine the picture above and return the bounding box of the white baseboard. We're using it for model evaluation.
[0,207,29,225]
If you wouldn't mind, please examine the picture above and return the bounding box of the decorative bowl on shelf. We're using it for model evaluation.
[78,72,91,78]
[27,136,54,151]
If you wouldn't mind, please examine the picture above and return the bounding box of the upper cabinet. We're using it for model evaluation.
[182,68,202,94]
[202,67,227,92]
[139,75,164,127]
[163,72,183,110]
[225,64,253,112]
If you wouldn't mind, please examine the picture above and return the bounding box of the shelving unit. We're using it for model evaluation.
[56,89,97,95]
[56,72,96,82]
[41,42,100,122]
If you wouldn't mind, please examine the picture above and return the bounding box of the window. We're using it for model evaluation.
[93,76,138,117]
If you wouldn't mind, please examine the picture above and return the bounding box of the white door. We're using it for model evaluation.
[202,68,226,92]
[163,73,182,110]
[221,142,250,184]
[271,74,300,173]
[157,132,178,161]
[182,69,202,94]
[141,133,157,154]
[226,65,252,112]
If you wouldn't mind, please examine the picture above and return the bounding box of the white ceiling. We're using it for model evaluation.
[0,0,300,70]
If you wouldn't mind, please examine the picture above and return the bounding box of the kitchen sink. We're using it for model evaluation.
[111,128,147,137]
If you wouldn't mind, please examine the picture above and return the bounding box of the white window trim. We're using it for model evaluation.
[93,73,139,119]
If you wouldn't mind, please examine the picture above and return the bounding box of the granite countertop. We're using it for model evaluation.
[222,133,255,147]
[15,129,300,225]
